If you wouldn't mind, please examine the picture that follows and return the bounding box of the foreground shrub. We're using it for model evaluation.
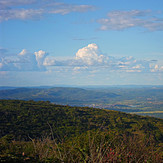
[0,131,162,162]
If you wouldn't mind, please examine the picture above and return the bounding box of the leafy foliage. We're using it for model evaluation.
[0,100,162,140]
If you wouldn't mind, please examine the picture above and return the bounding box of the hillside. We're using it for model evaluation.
[0,87,118,105]
[0,100,163,162]
[0,100,162,141]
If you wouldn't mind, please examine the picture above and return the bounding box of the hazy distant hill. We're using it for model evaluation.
[0,87,118,105]
[0,86,17,90]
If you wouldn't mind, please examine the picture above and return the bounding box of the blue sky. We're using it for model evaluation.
[0,0,163,86]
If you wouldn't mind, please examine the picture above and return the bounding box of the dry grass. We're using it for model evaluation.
[0,131,162,162]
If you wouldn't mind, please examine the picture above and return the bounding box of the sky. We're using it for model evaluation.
[0,0,163,86]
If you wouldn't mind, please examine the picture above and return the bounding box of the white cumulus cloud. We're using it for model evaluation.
[34,50,48,69]
[43,43,163,73]
[0,48,48,71]
[75,43,107,66]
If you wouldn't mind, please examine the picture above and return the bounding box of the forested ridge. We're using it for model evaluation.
[0,99,162,140]
[0,100,163,162]
[0,87,118,105]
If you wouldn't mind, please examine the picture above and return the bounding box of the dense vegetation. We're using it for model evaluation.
[0,100,163,162]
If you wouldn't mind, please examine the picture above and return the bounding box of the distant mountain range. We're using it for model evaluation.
[0,87,118,105]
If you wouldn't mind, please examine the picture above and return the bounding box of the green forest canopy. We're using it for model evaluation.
[0,100,162,142]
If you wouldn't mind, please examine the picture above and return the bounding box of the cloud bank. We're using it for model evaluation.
[0,48,48,71]
[0,44,162,73]
[43,43,163,73]
[0,0,95,22]
[97,10,163,31]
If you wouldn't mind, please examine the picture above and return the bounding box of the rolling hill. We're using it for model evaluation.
[0,100,162,141]
[0,87,118,105]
